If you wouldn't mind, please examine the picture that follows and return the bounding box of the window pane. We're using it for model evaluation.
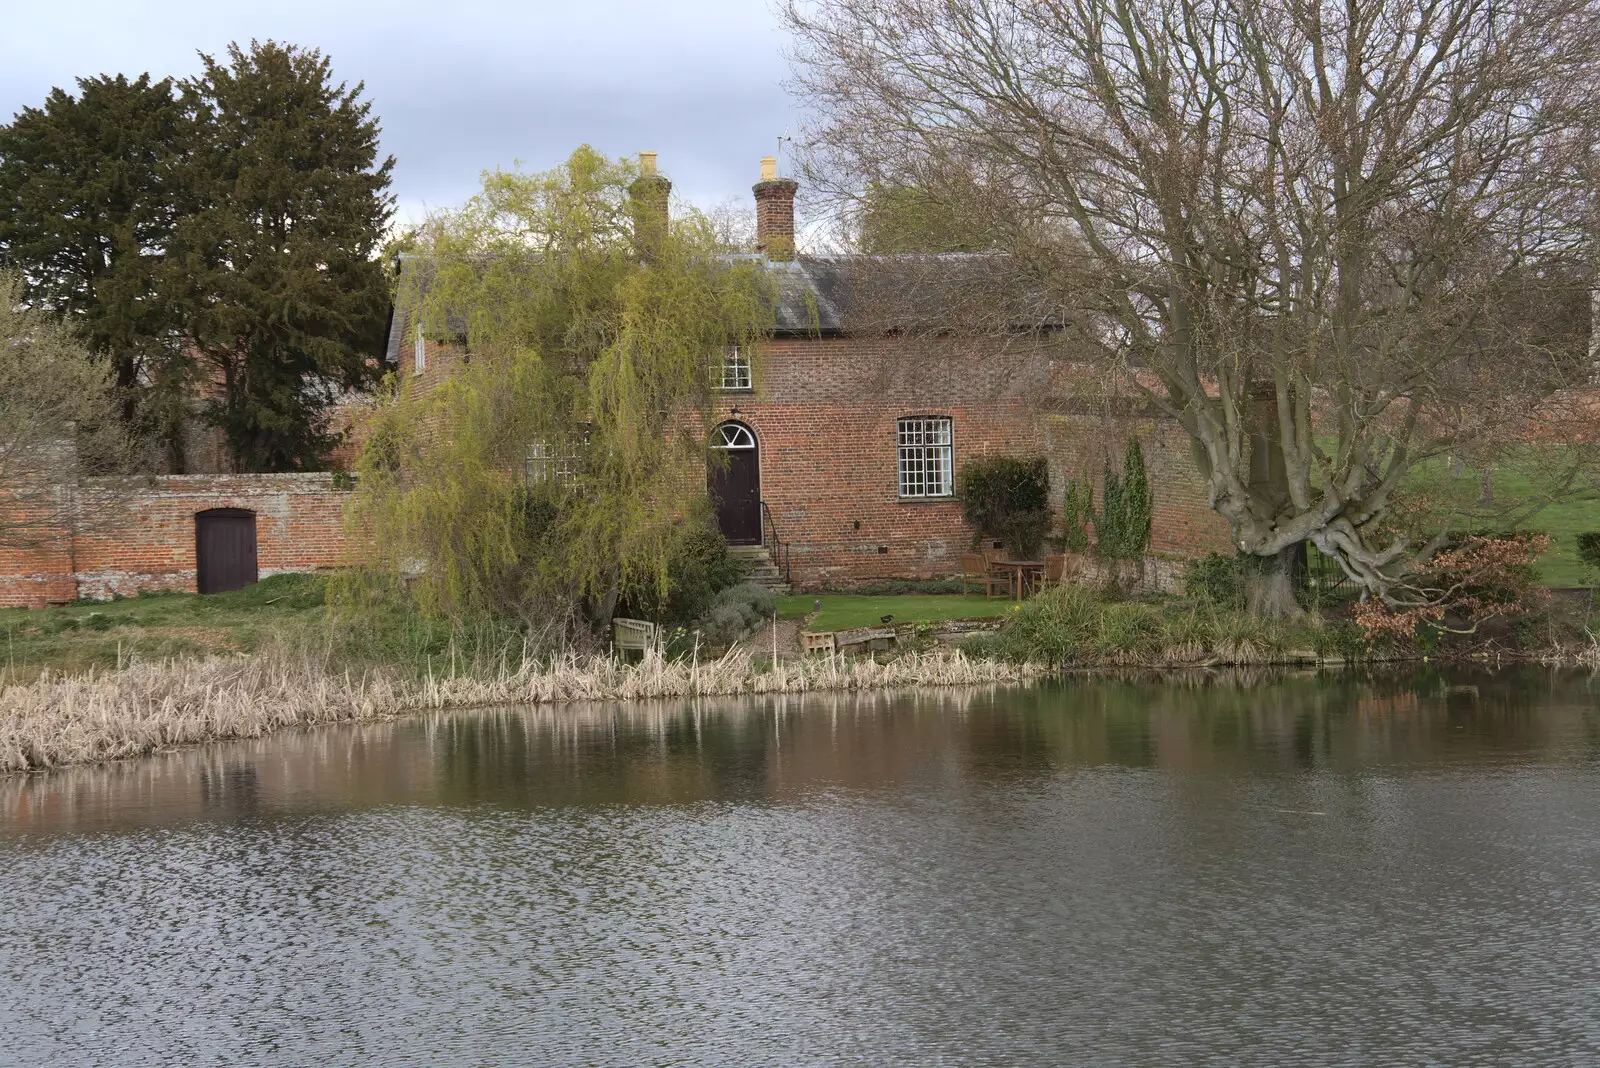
[897,417,952,498]
[717,345,750,390]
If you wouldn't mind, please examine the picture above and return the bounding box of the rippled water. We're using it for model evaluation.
[4,668,1600,1066]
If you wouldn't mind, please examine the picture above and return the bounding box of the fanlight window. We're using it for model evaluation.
[717,345,752,391]
[712,423,756,450]
[897,416,953,498]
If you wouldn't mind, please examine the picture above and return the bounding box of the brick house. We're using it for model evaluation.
[0,155,1230,607]
[388,155,1231,591]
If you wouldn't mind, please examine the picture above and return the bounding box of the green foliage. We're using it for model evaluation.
[0,73,185,434]
[697,582,778,646]
[993,582,1355,667]
[1184,553,1248,610]
[1094,440,1153,559]
[1060,476,1093,553]
[349,147,776,639]
[617,508,742,626]
[175,41,394,471]
[956,455,1051,558]
[0,44,392,473]
[1575,532,1600,571]
[1002,583,1103,665]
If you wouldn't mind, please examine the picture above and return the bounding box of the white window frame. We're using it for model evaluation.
[413,323,426,376]
[897,416,953,499]
[525,441,584,488]
[716,344,752,392]
[711,422,757,450]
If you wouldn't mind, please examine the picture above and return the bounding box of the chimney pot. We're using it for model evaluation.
[629,153,671,259]
[754,159,799,262]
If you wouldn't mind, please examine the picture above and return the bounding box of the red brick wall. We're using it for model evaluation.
[720,335,1231,590]
[1041,413,1234,559]
[51,328,1235,605]
[0,474,351,608]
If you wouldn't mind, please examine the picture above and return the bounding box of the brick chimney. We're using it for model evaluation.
[629,151,671,260]
[754,156,799,261]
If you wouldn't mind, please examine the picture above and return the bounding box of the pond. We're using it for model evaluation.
[3,668,1599,1066]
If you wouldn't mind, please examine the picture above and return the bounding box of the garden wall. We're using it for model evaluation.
[0,474,351,608]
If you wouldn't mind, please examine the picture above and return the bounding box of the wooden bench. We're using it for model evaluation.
[612,617,658,661]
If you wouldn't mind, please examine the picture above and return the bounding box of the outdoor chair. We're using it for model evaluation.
[612,617,658,661]
[961,552,1011,600]
[1042,553,1083,590]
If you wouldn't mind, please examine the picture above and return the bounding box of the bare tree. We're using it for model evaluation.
[787,0,1600,607]
[0,271,137,550]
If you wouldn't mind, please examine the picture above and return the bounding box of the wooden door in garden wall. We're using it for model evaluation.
[195,509,259,594]
[708,422,761,546]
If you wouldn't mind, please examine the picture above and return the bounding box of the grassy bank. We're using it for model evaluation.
[0,575,518,684]
[0,647,1042,775]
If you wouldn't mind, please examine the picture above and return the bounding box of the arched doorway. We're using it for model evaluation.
[195,508,259,594]
[708,422,761,545]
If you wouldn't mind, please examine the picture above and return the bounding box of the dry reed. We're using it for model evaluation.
[0,648,1042,775]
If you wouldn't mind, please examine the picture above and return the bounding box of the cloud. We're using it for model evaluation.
[1,0,802,224]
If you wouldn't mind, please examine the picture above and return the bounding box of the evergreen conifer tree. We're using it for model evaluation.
[1122,439,1152,558]
[0,74,185,434]
[173,41,393,471]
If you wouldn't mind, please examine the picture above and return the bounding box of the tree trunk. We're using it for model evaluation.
[1247,542,1306,621]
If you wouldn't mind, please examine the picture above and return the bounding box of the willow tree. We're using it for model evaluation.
[348,147,774,639]
[787,0,1599,607]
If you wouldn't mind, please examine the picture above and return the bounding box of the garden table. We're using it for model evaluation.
[994,559,1046,599]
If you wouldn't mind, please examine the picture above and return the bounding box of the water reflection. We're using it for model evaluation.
[2,667,1599,1066]
[6,667,1597,834]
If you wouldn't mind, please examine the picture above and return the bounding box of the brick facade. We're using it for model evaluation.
[0,474,350,609]
[713,335,1231,590]
[1,157,1237,606]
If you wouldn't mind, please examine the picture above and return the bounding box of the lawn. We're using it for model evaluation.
[0,575,330,681]
[1402,448,1599,587]
[1485,465,1598,587]
[777,593,1021,633]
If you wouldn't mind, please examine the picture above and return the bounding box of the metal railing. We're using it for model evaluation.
[759,500,791,586]
[1305,543,1357,602]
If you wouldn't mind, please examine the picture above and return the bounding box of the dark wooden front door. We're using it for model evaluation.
[195,509,259,594]
[708,423,761,545]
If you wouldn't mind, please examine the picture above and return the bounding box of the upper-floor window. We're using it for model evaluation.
[413,323,426,376]
[897,416,953,499]
[525,440,584,488]
[716,344,752,391]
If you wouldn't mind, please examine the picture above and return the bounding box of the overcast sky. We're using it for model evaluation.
[2,0,800,226]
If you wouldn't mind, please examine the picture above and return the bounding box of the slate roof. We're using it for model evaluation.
[383,250,1059,364]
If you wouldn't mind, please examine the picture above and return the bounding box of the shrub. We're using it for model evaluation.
[957,456,1051,558]
[1059,476,1093,553]
[1352,533,1550,647]
[1184,553,1248,610]
[1000,582,1101,665]
[696,582,777,645]
[1094,439,1153,560]
[617,507,742,627]
[1576,532,1600,572]
[844,579,963,595]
